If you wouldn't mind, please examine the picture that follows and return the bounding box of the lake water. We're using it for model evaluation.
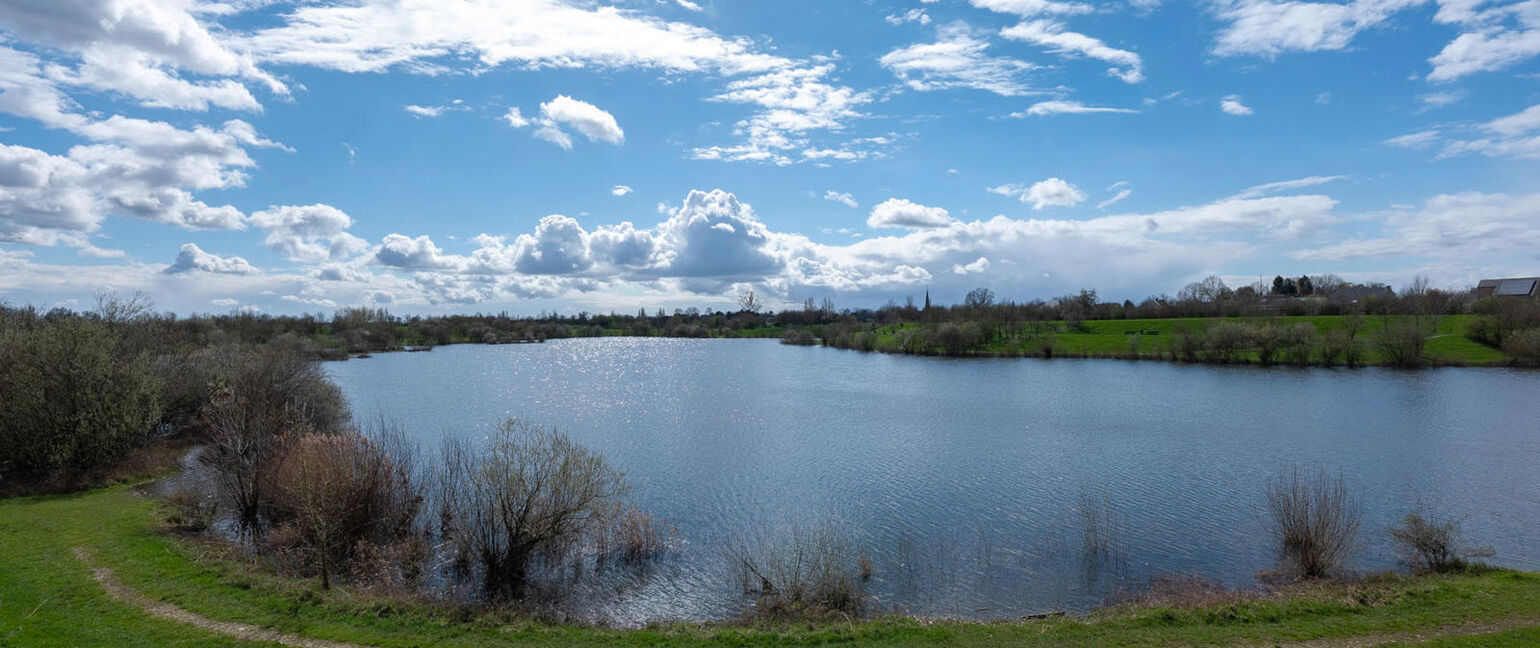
[326,338,1540,624]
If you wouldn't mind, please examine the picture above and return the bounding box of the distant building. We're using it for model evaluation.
[1476,277,1540,299]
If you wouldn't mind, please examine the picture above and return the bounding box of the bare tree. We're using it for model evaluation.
[1266,466,1361,579]
[202,341,350,531]
[738,288,762,313]
[438,419,629,600]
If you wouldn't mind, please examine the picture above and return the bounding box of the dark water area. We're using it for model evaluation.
[325,338,1540,625]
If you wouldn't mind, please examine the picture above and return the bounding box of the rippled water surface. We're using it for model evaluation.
[326,338,1540,623]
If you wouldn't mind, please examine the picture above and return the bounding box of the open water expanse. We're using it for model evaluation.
[326,338,1540,624]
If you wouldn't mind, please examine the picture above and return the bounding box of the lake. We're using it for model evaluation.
[326,338,1540,624]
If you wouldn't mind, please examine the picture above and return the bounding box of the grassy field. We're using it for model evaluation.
[860,314,1511,366]
[3,485,1539,647]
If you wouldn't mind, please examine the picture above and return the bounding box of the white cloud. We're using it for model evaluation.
[1439,102,1540,159]
[824,190,859,208]
[1427,2,1540,81]
[867,198,953,228]
[1000,19,1145,83]
[952,256,991,274]
[1384,129,1442,149]
[1098,181,1133,209]
[507,95,625,150]
[164,243,257,275]
[1210,0,1424,57]
[991,178,1087,209]
[1418,90,1467,108]
[249,204,368,262]
[880,22,1039,96]
[1294,191,1540,261]
[375,233,457,270]
[404,100,469,118]
[612,185,634,197]
[1013,100,1138,117]
[886,9,933,25]
[540,95,625,145]
[1235,175,1347,198]
[696,64,875,165]
[969,0,1094,17]
[1220,94,1254,115]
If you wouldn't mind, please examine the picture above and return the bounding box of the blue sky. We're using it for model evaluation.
[1,0,1538,314]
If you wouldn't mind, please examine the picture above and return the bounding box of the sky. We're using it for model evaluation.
[1,0,1538,315]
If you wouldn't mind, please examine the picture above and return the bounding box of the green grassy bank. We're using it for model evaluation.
[3,486,1538,647]
[831,314,1511,366]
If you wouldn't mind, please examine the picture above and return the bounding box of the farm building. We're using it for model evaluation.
[1476,277,1540,299]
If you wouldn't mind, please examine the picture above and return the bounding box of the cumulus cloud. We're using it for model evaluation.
[952,256,991,275]
[249,204,368,262]
[991,178,1087,209]
[612,185,633,196]
[867,198,953,228]
[164,243,257,274]
[507,95,625,149]
[375,234,456,270]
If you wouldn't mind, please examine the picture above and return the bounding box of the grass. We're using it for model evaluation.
[861,315,1513,366]
[3,486,1540,646]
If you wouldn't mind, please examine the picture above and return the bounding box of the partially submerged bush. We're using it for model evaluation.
[596,506,675,566]
[1388,512,1494,574]
[437,419,630,601]
[1266,466,1361,580]
[727,524,867,620]
[267,427,423,589]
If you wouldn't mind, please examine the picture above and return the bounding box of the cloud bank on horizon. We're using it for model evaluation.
[1,0,1538,314]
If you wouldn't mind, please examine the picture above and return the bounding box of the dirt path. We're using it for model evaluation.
[73,547,373,648]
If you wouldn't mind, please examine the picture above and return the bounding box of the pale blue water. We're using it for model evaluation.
[326,338,1540,624]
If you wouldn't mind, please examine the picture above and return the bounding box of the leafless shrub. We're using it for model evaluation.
[267,426,423,589]
[437,419,630,601]
[1078,491,1123,564]
[1388,512,1494,574]
[726,524,867,620]
[1266,466,1361,580]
